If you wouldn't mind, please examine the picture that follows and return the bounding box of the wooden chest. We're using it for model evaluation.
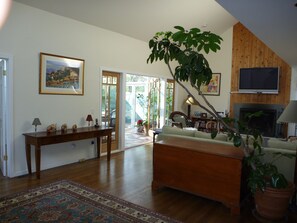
[152,137,246,215]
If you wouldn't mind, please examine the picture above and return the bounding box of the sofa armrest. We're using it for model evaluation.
[262,147,296,182]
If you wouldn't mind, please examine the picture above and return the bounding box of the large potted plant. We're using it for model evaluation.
[147,26,295,220]
[227,112,295,220]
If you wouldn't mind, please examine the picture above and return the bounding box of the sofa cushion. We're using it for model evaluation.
[267,139,297,151]
[162,125,196,137]
[195,131,227,141]
[227,134,263,146]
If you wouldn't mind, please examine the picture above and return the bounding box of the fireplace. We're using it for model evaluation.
[233,103,284,137]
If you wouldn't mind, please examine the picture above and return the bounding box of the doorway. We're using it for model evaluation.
[124,74,175,148]
[100,71,175,150]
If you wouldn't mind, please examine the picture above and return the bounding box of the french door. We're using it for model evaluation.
[165,79,175,123]
[101,71,120,152]
[147,78,161,129]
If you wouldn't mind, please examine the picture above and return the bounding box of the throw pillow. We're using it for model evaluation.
[162,126,196,137]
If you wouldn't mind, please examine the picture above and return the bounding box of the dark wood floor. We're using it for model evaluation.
[0,143,296,223]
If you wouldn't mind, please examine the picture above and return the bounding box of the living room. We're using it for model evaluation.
[0,1,236,178]
[0,0,297,222]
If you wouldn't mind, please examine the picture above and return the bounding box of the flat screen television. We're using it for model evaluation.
[238,67,279,94]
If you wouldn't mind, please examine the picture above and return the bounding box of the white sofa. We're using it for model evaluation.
[157,126,297,182]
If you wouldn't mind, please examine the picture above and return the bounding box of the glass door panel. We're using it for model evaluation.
[165,79,175,124]
[148,78,160,129]
[101,71,120,152]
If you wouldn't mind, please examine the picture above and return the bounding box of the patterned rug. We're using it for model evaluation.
[0,180,180,223]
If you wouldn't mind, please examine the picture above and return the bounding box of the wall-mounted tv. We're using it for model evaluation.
[238,67,280,94]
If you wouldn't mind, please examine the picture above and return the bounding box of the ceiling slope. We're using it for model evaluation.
[217,0,297,66]
[13,0,237,41]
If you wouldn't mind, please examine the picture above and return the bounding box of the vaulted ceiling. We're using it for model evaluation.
[14,0,297,66]
[217,0,297,66]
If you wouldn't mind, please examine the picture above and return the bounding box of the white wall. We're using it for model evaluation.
[175,27,233,116]
[1,2,234,177]
[0,2,171,177]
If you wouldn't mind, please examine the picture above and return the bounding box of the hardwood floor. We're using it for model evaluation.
[1,143,296,222]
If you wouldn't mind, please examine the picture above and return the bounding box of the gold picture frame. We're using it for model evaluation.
[39,53,85,95]
[200,73,221,96]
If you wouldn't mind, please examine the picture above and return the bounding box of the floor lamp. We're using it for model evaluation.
[277,100,297,209]
[185,95,197,118]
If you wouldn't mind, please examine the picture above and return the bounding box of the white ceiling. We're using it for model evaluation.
[13,0,237,40]
[13,0,297,66]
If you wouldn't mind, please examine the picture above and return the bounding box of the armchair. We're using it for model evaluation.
[169,111,193,128]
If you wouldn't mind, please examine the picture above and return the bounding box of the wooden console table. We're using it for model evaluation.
[23,126,113,179]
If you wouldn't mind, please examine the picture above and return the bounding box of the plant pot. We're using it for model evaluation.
[137,126,144,133]
[254,182,295,220]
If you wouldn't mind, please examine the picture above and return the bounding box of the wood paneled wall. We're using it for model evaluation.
[230,23,291,117]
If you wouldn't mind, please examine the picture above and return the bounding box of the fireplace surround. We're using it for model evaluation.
[233,103,285,137]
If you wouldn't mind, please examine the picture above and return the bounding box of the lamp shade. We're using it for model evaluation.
[185,96,198,105]
[277,100,297,123]
[86,114,93,122]
[32,118,41,126]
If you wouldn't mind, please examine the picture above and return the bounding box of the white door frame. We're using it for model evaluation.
[0,53,13,177]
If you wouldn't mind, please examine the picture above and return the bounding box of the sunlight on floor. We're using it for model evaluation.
[125,127,152,148]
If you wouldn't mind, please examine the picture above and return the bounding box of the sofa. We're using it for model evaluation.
[156,126,297,182]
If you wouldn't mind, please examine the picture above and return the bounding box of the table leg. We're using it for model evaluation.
[35,146,41,179]
[107,133,111,161]
[25,143,32,174]
[96,137,100,158]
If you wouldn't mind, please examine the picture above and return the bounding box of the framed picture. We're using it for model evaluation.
[39,53,85,95]
[200,73,221,96]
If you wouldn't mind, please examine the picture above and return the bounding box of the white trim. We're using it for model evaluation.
[0,53,14,177]
[119,73,126,150]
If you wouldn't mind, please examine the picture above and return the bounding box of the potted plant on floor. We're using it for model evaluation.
[136,119,145,133]
[227,112,295,220]
[147,26,295,220]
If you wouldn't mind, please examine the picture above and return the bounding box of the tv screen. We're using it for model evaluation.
[239,67,279,94]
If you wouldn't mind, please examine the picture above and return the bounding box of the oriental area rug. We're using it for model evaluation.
[0,180,180,223]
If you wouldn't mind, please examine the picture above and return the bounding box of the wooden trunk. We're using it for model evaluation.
[152,137,246,215]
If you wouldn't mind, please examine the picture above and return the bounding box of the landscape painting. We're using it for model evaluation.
[39,53,85,95]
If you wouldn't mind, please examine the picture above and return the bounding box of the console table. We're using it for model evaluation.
[23,126,113,179]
